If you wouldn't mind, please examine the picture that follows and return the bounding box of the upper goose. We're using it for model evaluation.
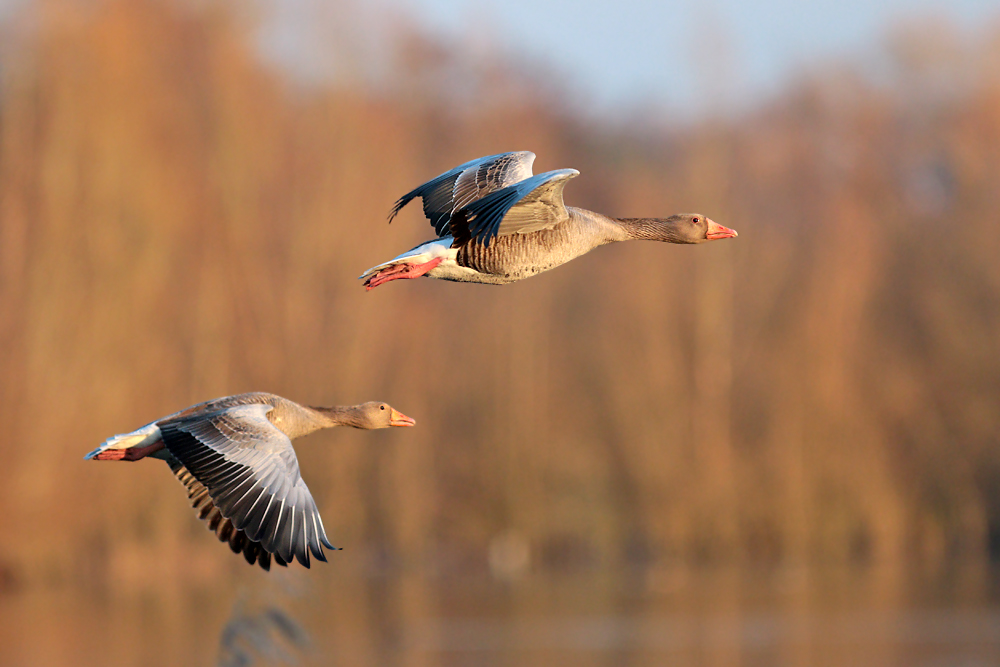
[85,392,415,571]
[360,151,737,289]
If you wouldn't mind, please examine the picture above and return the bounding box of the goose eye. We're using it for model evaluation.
[380,405,386,410]
[692,217,701,224]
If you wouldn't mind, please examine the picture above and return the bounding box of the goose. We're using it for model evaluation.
[360,151,737,289]
[85,392,415,570]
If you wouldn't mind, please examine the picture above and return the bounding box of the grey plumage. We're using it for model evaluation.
[362,152,737,290]
[453,169,579,247]
[88,392,415,571]
[454,207,621,281]
[389,151,536,236]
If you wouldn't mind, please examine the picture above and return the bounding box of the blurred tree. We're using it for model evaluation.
[0,0,996,586]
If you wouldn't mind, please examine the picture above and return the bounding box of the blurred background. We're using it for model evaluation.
[1,0,999,665]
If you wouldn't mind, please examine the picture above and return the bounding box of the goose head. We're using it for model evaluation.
[356,401,416,429]
[617,214,737,243]
[315,401,416,429]
[662,214,738,244]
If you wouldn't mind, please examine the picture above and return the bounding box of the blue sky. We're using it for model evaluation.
[3,0,994,116]
[401,0,997,111]
[259,0,999,117]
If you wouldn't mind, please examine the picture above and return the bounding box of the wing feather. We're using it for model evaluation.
[159,404,334,570]
[451,169,579,248]
[388,152,535,236]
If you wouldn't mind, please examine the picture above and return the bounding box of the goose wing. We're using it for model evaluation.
[450,168,580,248]
[159,403,334,568]
[167,457,288,571]
[389,151,536,236]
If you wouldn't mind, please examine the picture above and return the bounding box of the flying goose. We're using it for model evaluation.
[360,151,737,289]
[85,392,415,570]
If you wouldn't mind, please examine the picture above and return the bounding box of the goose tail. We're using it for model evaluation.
[359,238,455,282]
[84,423,161,460]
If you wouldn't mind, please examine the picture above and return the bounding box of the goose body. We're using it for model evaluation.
[85,392,415,570]
[361,152,737,290]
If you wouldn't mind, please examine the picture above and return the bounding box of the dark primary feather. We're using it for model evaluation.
[451,169,579,248]
[159,404,335,570]
[168,457,283,570]
[388,151,535,237]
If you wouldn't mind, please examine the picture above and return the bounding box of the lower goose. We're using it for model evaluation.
[361,151,737,289]
[85,392,415,570]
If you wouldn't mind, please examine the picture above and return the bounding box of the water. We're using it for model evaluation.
[3,563,1000,666]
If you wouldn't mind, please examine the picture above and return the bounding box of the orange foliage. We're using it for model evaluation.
[0,0,998,588]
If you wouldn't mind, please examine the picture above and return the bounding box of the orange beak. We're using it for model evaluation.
[389,408,416,427]
[706,219,738,240]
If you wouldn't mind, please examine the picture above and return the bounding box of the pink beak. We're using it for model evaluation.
[706,219,738,240]
[389,408,416,427]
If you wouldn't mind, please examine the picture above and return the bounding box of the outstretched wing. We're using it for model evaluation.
[450,169,580,248]
[159,404,335,568]
[167,456,289,571]
[388,151,536,237]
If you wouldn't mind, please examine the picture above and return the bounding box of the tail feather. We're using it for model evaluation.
[359,238,455,281]
[84,423,161,460]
